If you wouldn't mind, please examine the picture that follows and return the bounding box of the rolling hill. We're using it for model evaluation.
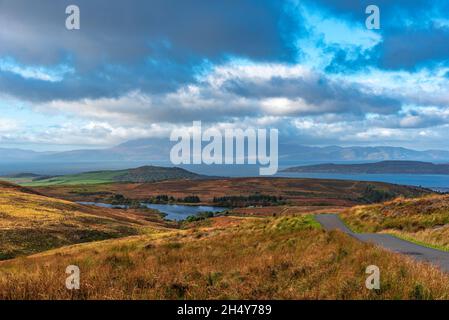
[5,166,205,186]
[0,181,168,260]
[283,161,449,174]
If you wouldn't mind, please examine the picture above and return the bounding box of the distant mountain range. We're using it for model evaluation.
[0,148,54,162]
[2,138,449,174]
[277,144,449,162]
[2,139,449,163]
[0,138,171,163]
[282,161,449,175]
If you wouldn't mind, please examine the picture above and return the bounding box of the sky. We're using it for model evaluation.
[1,0,449,151]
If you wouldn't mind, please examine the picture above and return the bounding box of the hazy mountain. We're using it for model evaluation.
[283,161,449,174]
[31,138,171,162]
[278,144,449,162]
[44,140,449,163]
[0,148,52,162]
[1,139,449,175]
[109,138,172,161]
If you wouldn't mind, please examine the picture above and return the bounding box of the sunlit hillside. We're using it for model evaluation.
[342,194,449,250]
[1,215,449,300]
[0,181,170,260]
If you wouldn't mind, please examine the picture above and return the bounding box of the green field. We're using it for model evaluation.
[1,165,202,186]
[21,170,127,187]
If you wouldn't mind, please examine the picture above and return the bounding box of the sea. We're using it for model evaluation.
[276,172,449,192]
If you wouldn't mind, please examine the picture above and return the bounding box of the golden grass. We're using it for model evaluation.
[1,215,449,300]
[0,182,171,260]
[341,194,449,250]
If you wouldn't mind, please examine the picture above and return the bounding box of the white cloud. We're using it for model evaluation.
[0,118,19,133]
[0,57,73,82]
[261,98,311,115]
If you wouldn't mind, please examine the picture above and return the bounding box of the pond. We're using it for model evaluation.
[78,202,225,221]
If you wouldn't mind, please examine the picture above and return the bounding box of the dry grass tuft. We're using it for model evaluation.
[341,194,449,250]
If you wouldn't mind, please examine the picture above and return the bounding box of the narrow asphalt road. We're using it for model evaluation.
[315,214,449,273]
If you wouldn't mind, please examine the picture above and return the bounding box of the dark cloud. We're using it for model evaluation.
[380,28,449,69]
[306,0,436,25]
[0,0,298,66]
[0,69,123,102]
[0,0,301,101]
[0,58,196,102]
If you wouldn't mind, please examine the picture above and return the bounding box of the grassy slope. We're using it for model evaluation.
[341,194,449,250]
[1,215,449,300]
[0,181,169,260]
[14,166,201,187]
[22,170,128,186]
[0,177,37,184]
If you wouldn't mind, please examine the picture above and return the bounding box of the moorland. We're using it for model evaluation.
[1,165,449,300]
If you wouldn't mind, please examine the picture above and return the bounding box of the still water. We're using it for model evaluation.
[78,202,225,221]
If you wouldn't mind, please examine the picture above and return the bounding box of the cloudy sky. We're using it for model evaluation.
[1,0,449,151]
